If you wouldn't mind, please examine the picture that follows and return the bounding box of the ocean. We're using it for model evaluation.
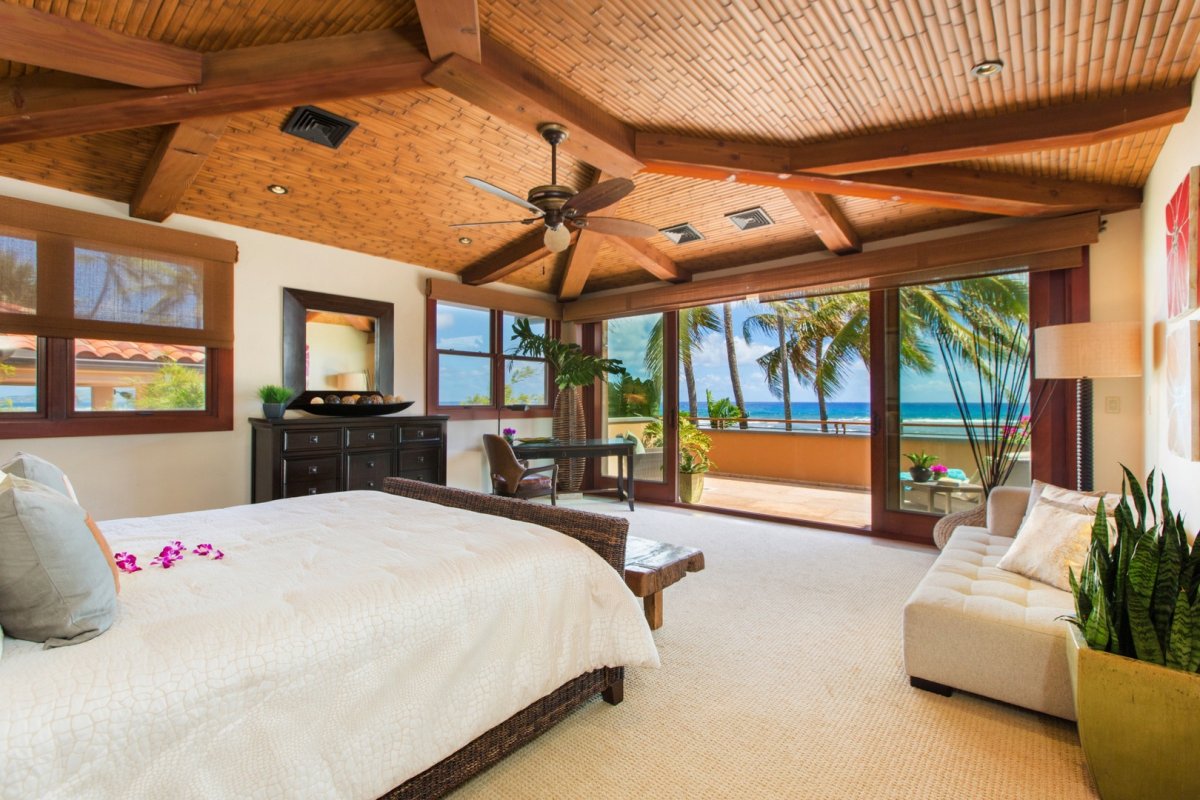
[690,401,1027,438]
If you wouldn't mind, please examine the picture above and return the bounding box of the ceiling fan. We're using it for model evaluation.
[453,123,658,253]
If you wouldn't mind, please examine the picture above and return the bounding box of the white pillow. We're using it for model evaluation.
[998,484,1117,591]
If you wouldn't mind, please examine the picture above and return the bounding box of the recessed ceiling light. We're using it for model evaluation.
[970,59,1004,78]
[458,236,472,245]
[267,184,289,195]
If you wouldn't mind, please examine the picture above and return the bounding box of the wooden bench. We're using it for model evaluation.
[623,536,705,630]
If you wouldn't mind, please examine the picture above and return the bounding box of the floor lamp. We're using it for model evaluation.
[496,403,530,436]
[1033,321,1142,491]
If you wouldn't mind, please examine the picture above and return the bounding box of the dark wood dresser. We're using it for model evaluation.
[249,415,448,502]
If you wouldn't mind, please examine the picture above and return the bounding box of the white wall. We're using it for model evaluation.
[1089,209,1145,491]
[1141,79,1200,523]
[0,178,549,520]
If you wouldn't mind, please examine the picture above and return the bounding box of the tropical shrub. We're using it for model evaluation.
[642,417,716,474]
[704,390,741,429]
[1069,468,1200,673]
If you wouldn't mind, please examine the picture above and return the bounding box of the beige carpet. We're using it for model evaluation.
[450,500,1098,799]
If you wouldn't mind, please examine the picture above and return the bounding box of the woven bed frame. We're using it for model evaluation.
[378,478,630,799]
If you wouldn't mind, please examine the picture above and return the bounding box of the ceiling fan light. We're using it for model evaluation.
[544,224,571,253]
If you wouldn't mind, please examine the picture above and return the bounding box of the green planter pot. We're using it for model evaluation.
[1066,626,1200,800]
[679,472,705,504]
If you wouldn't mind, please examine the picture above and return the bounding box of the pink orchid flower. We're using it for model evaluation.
[113,552,142,574]
[212,550,225,560]
[192,543,213,556]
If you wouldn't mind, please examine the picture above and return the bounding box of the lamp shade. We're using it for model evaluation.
[1034,321,1142,379]
[331,371,369,391]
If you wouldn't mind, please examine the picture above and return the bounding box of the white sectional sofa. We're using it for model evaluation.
[902,486,1077,720]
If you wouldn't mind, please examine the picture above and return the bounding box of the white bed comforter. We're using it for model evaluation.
[0,491,658,799]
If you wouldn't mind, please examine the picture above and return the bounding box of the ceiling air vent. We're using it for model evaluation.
[726,206,775,231]
[660,223,704,245]
[281,105,359,149]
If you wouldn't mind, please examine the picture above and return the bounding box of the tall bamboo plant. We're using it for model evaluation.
[936,322,1051,495]
[1069,468,1200,673]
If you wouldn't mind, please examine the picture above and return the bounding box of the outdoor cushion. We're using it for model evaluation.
[0,475,117,647]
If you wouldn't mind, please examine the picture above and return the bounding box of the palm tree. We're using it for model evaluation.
[901,276,1028,366]
[743,301,799,431]
[721,302,748,429]
[645,306,719,420]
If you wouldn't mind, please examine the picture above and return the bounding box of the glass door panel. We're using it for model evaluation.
[599,313,677,502]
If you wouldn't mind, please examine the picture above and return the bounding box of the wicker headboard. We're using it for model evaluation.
[382,478,628,573]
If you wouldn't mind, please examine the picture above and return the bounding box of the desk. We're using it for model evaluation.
[512,438,636,510]
[901,479,984,514]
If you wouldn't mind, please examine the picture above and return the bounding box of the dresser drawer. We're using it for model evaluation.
[284,455,340,483]
[401,424,442,443]
[346,451,392,491]
[398,467,438,484]
[284,479,339,498]
[283,428,341,452]
[346,426,394,449]
[399,448,438,472]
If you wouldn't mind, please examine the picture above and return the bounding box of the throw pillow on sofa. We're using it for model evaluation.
[998,483,1117,591]
[0,474,118,647]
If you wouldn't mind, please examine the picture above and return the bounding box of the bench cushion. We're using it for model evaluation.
[902,525,1077,720]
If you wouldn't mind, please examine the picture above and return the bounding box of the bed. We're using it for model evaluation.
[0,478,658,799]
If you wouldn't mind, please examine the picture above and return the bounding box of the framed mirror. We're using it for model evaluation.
[282,288,394,405]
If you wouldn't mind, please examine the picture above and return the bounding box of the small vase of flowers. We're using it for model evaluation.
[931,463,950,481]
[502,427,517,445]
[905,451,937,483]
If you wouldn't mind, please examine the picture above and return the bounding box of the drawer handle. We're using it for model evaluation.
[308,465,320,475]
[367,460,376,469]
[307,487,318,495]
[309,435,320,444]
[416,430,425,438]
[367,481,376,489]
[415,455,425,464]
[368,432,377,440]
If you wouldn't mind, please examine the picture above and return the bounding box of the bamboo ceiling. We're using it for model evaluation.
[0,0,1196,298]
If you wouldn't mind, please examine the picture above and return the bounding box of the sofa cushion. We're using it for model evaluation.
[1000,484,1117,591]
[903,524,1077,720]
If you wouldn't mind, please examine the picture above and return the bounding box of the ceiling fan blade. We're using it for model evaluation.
[572,216,659,239]
[562,178,635,215]
[464,176,543,215]
[450,218,540,227]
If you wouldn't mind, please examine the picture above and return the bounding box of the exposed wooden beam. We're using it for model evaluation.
[424,35,642,178]
[558,230,604,301]
[428,279,561,320]
[129,117,229,222]
[564,213,1100,322]
[635,86,1191,177]
[415,0,481,62]
[0,27,430,144]
[782,191,861,254]
[460,229,571,285]
[641,161,1141,216]
[793,86,1193,174]
[604,235,691,283]
[0,4,202,88]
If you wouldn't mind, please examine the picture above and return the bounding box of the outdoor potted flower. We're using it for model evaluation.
[1065,467,1200,800]
[257,384,294,419]
[931,463,950,482]
[643,417,714,504]
[502,427,517,445]
[904,451,937,482]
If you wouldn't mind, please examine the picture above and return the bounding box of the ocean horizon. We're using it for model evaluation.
[683,400,1027,437]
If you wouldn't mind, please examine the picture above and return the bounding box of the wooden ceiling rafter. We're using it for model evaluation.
[603,235,691,283]
[0,3,202,88]
[414,0,482,62]
[634,85,1193,176]
[424,34,643,178]
[129,116,230,222]
[643,161,1142,217]
[781,191,861,254]
[460,228,572,286]
[0,27,432,144]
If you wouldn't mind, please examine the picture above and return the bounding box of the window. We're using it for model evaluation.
[428,299,553,419]
[0,196,235,437]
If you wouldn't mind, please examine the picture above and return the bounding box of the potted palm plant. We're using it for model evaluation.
[1065,467,1200,800]
[510,318,627,491]
[642,417,715,504]
[904,451,937,483]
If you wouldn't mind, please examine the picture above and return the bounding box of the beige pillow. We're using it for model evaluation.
[1023,479,1104,520]
[0,452,79,504]
[0,474,117,647]
[998,484,1118,591]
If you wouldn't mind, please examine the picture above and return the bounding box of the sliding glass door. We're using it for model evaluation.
[594,312,678,503]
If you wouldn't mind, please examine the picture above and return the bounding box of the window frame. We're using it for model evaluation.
[426,298,556,421]
[0,196,235,438]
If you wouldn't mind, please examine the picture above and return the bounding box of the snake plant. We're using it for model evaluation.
[1068,467,1200,673]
